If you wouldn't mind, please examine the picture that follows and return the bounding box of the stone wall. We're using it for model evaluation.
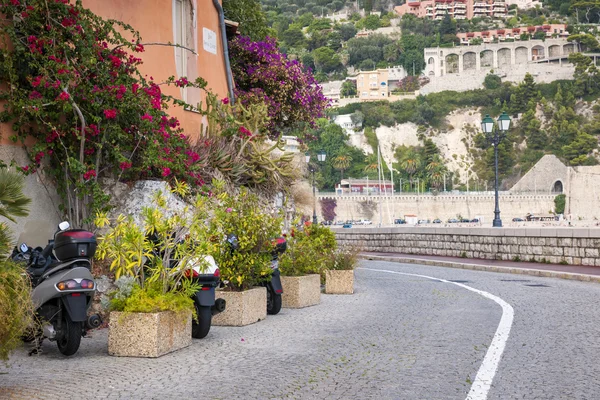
[318,193,556,224]
[334,227,600,266]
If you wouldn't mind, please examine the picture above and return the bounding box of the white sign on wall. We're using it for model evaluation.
[203,27,217,55]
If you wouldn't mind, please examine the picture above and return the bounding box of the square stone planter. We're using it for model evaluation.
[325,269,354,294]
[281,274,321,308]
[212,286,266,327]
[108,310,192,358]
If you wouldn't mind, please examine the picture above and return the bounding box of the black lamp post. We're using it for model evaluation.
[481,112,511,228]
[306,150,327,224]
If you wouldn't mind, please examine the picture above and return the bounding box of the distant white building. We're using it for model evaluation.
[334,114,361,133]
[506,0,542,9]
[281,136,300,153]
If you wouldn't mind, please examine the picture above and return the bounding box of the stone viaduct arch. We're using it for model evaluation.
[552,180,564,194]
[425,39,578,77]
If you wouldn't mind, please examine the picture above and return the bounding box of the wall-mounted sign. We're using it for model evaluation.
[203,27,217,55]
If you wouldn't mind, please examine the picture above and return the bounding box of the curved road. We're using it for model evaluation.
[2,260,600,399]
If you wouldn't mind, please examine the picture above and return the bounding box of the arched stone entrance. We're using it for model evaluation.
[463,52,476,71]
[497,48,511,68]
[515,46,528,63]
[480,50,493,68]
[552,180,563,193]
[446,54,459,74]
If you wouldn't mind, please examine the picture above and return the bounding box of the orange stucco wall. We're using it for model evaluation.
[0,0,229,145]
[83,0,229,141]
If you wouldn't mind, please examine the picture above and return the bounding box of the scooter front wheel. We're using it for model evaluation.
[267,287,282,315]
[192,304,212,339]
[56,315,82,356]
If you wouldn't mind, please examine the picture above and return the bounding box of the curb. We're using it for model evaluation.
[360,255,600,284]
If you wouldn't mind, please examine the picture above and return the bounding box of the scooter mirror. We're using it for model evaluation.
[20,243,28,253]
[58,221,70,231]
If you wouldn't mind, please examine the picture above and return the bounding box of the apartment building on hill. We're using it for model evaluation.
[394,0,508,20]
[457,24,569,45]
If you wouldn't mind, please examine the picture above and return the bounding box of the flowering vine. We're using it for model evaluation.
[0,0,207,227]
[228,36,329,138]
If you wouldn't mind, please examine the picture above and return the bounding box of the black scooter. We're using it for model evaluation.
[11,222,102,356]
[264,237,286,315]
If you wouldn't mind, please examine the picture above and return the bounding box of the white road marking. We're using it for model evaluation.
[360,267,514,400]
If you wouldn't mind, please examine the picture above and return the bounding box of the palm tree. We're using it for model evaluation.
[0,168,31,223]
[426,154,447,190]
[401,149,421,192]
[332,154,353,180]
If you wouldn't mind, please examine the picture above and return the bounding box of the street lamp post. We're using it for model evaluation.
[481,112,511,228]
[306,151,326,224]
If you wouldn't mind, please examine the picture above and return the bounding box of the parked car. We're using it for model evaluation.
[343,223,352,228]
[433,219,442,224]
[417,219,430,224]
[394,219,406,224]
[470,218,480,223]
[448,218,459,223]
[360,219,372,225]
[512,217,524,222]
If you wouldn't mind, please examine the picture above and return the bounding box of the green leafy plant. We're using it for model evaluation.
[279,221,337,279]
[208,181,283,291]
[0,168,33,362]
[326,243,362,271]
[95,183,215,313]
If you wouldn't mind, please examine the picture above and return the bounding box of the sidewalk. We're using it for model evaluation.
[361,252,600,283]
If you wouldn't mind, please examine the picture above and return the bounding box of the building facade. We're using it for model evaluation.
[394,0,508,21]
[457,24,569,45]
[357,69,391,101]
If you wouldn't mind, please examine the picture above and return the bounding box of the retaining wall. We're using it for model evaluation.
[333,227,600,266]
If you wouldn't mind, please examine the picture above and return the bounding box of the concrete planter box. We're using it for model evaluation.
[108,310,192,358]
[281,274,321,308]
[212,287,266,327]
[325,269,354,294]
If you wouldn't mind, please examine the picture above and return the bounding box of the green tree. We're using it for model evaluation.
[439,13,457,36]
[312,47,343,73]
[338,23,358,41]
[341,80,357,97]
[484,73,502,90]
[362,14,382,30]
[569,52,600,96]
[521,109,546,150]
[333,154,353,180]
[223,0,271,40]
[426,154,447,190]
[281,27,305,47]
[562,131,598,164]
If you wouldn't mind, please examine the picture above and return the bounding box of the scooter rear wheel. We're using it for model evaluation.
[192,304,212,339]
[267,287,282,315]
[56,315,82,356]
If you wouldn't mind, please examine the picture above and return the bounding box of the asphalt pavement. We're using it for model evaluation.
[2,259,600,399]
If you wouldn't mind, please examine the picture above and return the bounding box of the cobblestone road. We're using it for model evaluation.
[2,260,600,399]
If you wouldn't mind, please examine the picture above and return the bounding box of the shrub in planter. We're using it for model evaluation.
[278,222,337,308]
[324,244,362,295]
[208,181,283,325]
[95,186,217,356]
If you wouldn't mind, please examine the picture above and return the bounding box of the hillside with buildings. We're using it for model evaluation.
[243,0,600,193]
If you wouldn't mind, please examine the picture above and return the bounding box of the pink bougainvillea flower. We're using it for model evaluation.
[141,113,153,122]
[238,126,252,137]
[31,76,42,87]
[10,0,20,5]
[161,167,171,177]
[21,165,29,173]
[134,43,145,52]
[221,97,230,105]
[119,161,132,171]
[226,207,232,213]
[83,169,96,180]
[57,91,70,101]
[29,91,42,100]
[103,109,117,119]
[175,77,189,87]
